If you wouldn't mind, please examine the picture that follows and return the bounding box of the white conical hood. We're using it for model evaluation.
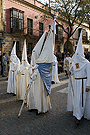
[31,31,46,66]
[22,39,28,62]
[51,19,55,52]
[36,19,55,63]
[10,41,20,71]
[74,30,89,71]
[10,41,17,62]
[21,39,30,67]
[33,31,46,57]
[75,30,84,57]
[11,42,16,55]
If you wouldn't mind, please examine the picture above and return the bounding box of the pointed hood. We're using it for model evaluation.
[31,31,46,66]
[11,42,16,55]
[75,30,84,57]
[10,41,20,71]
[10,41,17,62]
[51,19,55,52]
[74,30,89,71]
[36,19,55,63]
[32,30,46,56]
[22,39,28,62]
[21,39,29,67]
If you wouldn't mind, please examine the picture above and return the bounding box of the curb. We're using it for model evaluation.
[51,79,68,89]
[0,76,8,82]
[0,73,66,82]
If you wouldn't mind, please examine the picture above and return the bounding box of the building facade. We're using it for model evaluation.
[0,0,73,60]
[73,23,90,53]
[0,0,89,61]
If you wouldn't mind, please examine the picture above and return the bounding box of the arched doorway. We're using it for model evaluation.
[64,41,73,54]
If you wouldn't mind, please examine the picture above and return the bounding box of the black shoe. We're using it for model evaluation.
[28,109,37,112]
[2,75,6,77]
[51,81,55,84]
[75,119,81,126]
[13,94,16,96]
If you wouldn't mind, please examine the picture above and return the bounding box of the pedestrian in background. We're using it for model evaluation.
[63,54,67,76]
[63,53,71,77]
[27,53,31,64]
[6,51,11,74]
[2,53,7,77]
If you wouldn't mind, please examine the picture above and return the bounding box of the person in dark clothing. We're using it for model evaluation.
[27,53,31,64]
[6,51,11,74]
[2,53,7,77]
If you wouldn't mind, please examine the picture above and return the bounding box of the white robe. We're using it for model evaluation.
[16,64,32,101]
[67,75,74,112]
[28,69,52,114]
[7,57,20,94]
[67,63,90,120]
[52,56,60,83]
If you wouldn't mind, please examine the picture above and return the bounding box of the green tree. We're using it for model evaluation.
[42,0,90,41]
[51,0,90,40]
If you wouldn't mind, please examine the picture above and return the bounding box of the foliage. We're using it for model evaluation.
[50,0,90,39]
[41,0,90,40]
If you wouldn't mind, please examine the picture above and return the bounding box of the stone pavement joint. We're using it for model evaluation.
[51,79,68,89]
[0,73,90,135]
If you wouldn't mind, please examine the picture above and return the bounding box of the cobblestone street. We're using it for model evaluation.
[0,74,90,135]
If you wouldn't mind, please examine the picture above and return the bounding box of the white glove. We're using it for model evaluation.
[29,78,33,85]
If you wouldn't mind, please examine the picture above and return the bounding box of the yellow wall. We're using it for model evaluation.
[0,0,3,32]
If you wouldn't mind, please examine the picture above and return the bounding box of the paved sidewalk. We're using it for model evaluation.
[0,74,90,135]
[0,75,8,82]
[0,72,66,82]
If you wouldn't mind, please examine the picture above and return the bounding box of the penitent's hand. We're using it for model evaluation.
[86,88,90,92]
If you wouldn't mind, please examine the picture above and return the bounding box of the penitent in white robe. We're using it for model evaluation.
[16,65,32,101]
[28,68,52,114]
[52,55,60,83]
[7,57,20,94]
[67,62,90,120]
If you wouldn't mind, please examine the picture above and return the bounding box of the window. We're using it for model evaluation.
[78,28,88,40]
[57,45,60,52]
[16,41,19,55]
[1,0,2,5]
[78,28,82,39]
[39,22,44,37]
[82,29,88,40]
[10,8,24,33]
[27,18,33,35]
[56,25,63,40]
[27,42,33,54]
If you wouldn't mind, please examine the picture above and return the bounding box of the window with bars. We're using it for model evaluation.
[39,22,44,37]
[27,42,33,54]
[27,18,33,35]
[49,25,51,31]
[56,25,63,40]
[82,29,88,40]
[78,28,88,40]
[10,8,24,33]
[57,45,60,52]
